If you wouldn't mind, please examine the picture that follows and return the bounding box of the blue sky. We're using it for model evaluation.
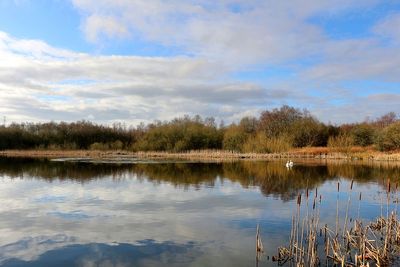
[0,0,400,124]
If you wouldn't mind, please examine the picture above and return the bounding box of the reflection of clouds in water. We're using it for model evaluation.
[0,238,202,267]
[47,211,93,220]
[0,176,283,253]
[214,179,259,195]
[0,234,77,264]
[0,160,398,266]
[34,195,67,203]
[291,180,398,233]
[0,176,270,219]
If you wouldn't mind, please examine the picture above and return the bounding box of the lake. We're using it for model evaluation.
[0,157,399,266]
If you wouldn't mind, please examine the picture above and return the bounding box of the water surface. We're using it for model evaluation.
[0,158,399,266]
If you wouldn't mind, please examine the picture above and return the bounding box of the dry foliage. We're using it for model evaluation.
[271,180,400,267]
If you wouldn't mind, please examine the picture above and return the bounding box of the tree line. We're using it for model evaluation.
[0,105,399,152]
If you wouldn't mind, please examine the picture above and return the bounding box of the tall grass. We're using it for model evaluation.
[328,133,354,153]
[270,180,400,266]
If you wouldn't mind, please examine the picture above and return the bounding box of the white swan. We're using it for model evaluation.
[286,160,294,168]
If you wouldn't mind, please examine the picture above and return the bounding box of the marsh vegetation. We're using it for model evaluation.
[271,180,399,266]
[0,106,399,154]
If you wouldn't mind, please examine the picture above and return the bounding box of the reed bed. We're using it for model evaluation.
[270,179,400,267]
[134,150,400,162]
[1,149,400,162]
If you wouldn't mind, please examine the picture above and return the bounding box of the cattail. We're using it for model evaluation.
[359,192,362,201]
[387,178,391,193]
[306,188,309,199]
[315,187,318,198]
[350,180,354,190]
[337,182,340,192]
[313,198,316,210]
[319,195,322,203]
[297,193,302,205]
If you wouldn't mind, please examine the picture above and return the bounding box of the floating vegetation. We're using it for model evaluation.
[268,178,400,266]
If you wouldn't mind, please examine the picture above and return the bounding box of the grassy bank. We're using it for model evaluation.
[1,148,400,162]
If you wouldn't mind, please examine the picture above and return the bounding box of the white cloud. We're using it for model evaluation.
[71,0,378,66]
[300,30,400,83]
[312,94,400,124]
[70,0,400,83]
[0,31,284,124]
[84,14,130,43]
[1,1,399,124]
[373,12,400,44]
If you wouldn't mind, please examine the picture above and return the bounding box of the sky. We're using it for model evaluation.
[0,0,400,125]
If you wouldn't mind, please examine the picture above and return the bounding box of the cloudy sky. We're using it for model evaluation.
[0,0,399,125]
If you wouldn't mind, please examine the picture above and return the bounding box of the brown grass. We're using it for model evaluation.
[1,148,400,162]
[271,179,400,266]
[0,150,119,159]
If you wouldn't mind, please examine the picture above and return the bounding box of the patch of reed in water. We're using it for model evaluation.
[264,178,400,266]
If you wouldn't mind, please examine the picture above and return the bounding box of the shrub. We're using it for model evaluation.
[289,117,328,147]
[242,132,269,153]
[258,105,304,137]
[137,116,223,152]
[222,125,247,152]
[242,133,292,153]
[328,134,352,147]
[328,133,353,152]
[90,142,108,150]
[110,140,124,150]
[377,122,400,151]
[351,124,375,146]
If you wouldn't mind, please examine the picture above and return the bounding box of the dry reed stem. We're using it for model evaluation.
[272,182,400,267]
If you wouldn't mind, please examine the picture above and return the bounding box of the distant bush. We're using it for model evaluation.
[90,142,108,150]
[328,133,353,152]
[222,125,247,152]
[258,105,304,137]
[136,116,222,152]
[110,140,124,150]
[289,117,328,147]
[327,133,353,153]
[265,135,292,153]
[351,124,375,147]
[0,121,131,150]
[377,122,400,151]
[242,133,292,153]
[242,132,268,153]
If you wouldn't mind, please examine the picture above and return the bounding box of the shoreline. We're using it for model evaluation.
[1,149,400,162]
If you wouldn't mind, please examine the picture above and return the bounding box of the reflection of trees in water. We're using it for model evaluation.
[0,157,399,200]
[223,162,332,201]
[133,163,221,190]
[0,158,130,182]
[327,163,400,183]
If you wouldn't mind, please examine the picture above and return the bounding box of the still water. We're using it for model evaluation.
[0,158,399,266]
